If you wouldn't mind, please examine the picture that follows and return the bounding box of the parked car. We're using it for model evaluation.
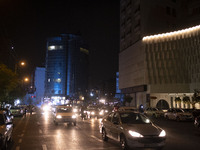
[144,107,164,118]
[164,108,193,121]
[100,111,166,150]
[0,108,13,120]
[10,107,24,117]
[0,110,13,150]
[53,105,77,126]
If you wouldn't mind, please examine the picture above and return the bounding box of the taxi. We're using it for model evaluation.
[53,105,77,126]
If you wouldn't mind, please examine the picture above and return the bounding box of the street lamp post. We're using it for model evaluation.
[15,61,26,74]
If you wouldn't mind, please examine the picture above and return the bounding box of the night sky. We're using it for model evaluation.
[0,0,120,87]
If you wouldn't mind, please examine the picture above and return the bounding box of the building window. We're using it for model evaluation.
[48,45,63,50]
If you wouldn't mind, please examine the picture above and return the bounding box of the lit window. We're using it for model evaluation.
[48,45,63,50]
[55,78,61,83]
[48,46,56,50]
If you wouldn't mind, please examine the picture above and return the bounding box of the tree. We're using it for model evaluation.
[174,97,181,108]
[123,95,133,106]
[192,89,200,109]
[175,97,181,103]
[0,64,25,105]
[182,96,190,104]
[182,95,190,108]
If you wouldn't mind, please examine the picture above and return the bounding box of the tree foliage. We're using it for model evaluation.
[0,64,25,104]
[182,96,190,104]
[192,89,200,108]
[174,97,181,103]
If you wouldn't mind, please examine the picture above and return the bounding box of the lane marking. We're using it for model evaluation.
[16,146,20,150]
[18,138,22,143]
[90,135,102,142]
[42,144,47,150]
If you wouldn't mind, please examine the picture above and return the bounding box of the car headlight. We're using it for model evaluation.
[159,130,166,137]
[128,130,143,137]
[73,109,78,113]
[56,115,62,119]
[99,111,104,115]
[43,105,50,112]
[72,115,76,119]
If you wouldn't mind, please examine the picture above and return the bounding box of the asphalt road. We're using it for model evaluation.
[8,110,200,150]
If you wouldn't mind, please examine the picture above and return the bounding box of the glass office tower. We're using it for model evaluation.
[45,34,89,104]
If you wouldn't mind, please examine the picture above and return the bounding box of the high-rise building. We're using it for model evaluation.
[119,0,200,109]
[45,34,89,104]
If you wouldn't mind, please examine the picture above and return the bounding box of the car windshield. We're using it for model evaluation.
[120,112,150,124]
[57,107,72,113]
[0,114,4,125]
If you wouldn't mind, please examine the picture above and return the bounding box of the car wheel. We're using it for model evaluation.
[102,128,108,141]
[165,116,169,120]
[176,117,180,122]
[120,135,129,150]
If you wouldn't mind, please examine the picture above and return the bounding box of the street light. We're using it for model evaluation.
[15,60,26,74]
[24,77,29,82]
[20,61,26,66]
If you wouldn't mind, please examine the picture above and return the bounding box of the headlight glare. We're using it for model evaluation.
[73,109,78,113]
[56,115,62,119]
[72,115,76,119]
[159,130,166,137]
[129,130,143,137]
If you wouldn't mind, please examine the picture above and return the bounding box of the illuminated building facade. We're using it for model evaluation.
[34,67,45,105]
[119,0,200,109]
[45,34,89,104]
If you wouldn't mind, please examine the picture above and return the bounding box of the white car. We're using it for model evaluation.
[164,108,193,121]
[144,107,164,118]
[53,105,77,126]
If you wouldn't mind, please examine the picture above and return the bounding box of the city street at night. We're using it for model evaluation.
[8,108,200,150]
[2,1,200,150]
